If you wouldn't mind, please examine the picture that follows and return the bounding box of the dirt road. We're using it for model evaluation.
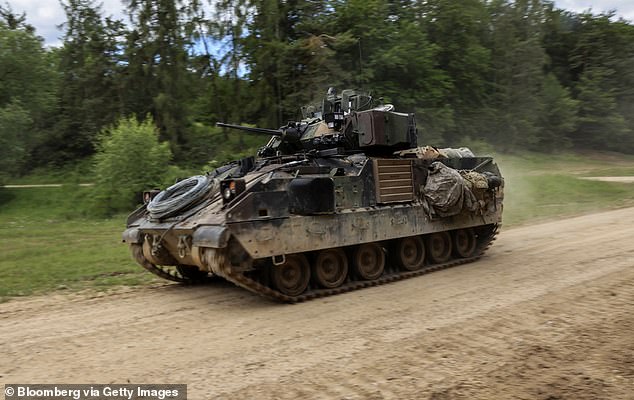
[2,208,634,400]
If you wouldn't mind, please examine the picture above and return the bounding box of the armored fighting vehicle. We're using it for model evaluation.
[123,88,503,302]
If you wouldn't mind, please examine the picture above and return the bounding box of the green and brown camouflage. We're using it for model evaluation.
[122,88,504,302]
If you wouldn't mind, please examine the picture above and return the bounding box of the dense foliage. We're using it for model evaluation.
[93,116,171,213]
[2,0,634,178]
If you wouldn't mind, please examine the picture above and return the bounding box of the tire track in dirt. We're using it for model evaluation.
[222,268,634,400]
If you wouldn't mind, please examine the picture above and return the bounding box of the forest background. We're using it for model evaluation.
[1,0,634,211]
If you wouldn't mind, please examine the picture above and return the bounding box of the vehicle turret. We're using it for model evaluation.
[218,88,418,157]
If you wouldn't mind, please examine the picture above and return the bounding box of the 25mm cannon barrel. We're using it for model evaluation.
[216,122,283,136]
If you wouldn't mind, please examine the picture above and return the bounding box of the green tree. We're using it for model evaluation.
[422,0,491,143]
[573,67,629,150]
[51,0,124,162]
[207,0,248,125]
[93,116,172,214]
[568,12,634,151]
[123,0,192,154]
[0,101,32,182]
[240,0,351,127]
[486,0,549,150]
[241,0,297,127]
[536,73,578,149]
[542,5,579,88]
[325,0,451,142]
[0,11,57,173]
[188,0,255,152]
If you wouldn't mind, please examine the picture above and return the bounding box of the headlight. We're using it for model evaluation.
[220,179,246,203]
[143,189,161,204]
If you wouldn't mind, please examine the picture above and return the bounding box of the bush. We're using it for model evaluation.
[92,116,171,215]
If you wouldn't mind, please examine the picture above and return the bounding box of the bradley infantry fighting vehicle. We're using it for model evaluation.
[122,88,504,302]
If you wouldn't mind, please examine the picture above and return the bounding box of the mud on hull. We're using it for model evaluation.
[125,205,501,302]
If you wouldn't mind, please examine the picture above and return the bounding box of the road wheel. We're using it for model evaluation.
[394,236,426,271]
[427,232,452,264]
[453,228,477,258]
[271,254,311,297]
[352,243,385,280]
[313,248,349,289]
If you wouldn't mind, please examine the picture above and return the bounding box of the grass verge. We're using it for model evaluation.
[0,186,155,302]
[496,152,634,225]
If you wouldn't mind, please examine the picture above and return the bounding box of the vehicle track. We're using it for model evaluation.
[1,208,634,399]
[224,224,498,303]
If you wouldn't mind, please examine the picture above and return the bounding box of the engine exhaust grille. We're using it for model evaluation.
[373,159,414,203]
